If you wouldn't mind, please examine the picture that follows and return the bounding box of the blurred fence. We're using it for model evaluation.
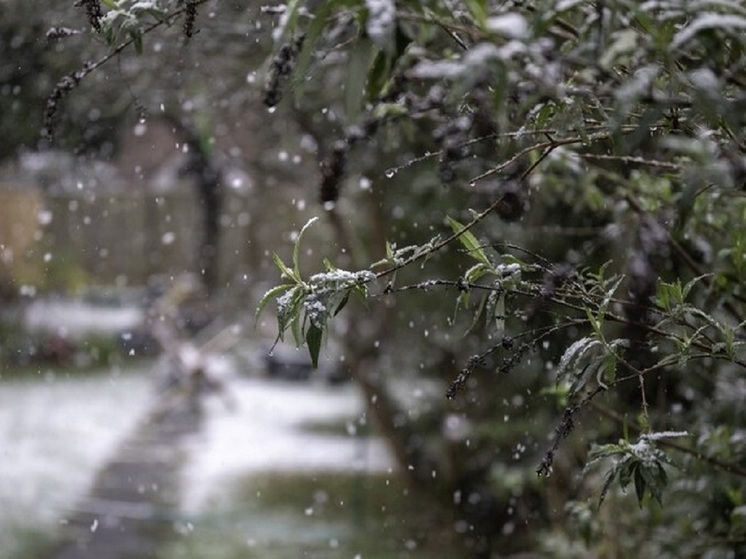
[0,184,257,293]
[0,186,44,293]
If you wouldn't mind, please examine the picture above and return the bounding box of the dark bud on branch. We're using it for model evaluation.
[495,180,525,222]
[182,0,199,40]
[446,355,484,399]
[42,63,93,144]
[263,35,305,108]
[318,120,380,204]
[319,141,348,204]
[75,0,103,33]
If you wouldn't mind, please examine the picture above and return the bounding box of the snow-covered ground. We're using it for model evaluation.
[0,367,154,559]
[22,297,145,338]
[180,377,396,513]
[0,362,396,558]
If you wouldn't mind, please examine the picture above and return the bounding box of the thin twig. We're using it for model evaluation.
[573,152,682,170]
[43,0,209,140]
[469,131,612,184]
[374,194,506,280]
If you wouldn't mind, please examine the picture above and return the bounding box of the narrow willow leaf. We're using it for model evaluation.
[306,323,323,368]
[672,14,746,49]
[463,0,487,28]
[598,466,618,508]
[291,305,303,346]
[346,38,375,121]
[682,273,711,299]
[272,0,302,43]
[364,0,396,53]
[276,285,305,340]
[255,283,295,322]
[293,216,318,279]
[570,360,598,396]
[273,252,296,282]
[633,465,646,507]
[464,262,494,284]
[556,336,602,382]
[333,291,350,316]
[367,50,391,102]
[461,293,488,338]
[292,1,335,97]
[446,216,492,266]
[385,240,394,260]
[132,29,143,54]
[494,292,506,337]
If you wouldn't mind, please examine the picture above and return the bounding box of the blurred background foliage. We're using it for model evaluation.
[2,0,746,557]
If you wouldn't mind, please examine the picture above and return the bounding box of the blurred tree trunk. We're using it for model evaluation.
[163,114,222,293]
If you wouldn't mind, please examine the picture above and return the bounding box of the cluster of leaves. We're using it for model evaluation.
[257,218,374,367]
[584,431,688,508]
[82,0,203,51]
[97,0,170,53]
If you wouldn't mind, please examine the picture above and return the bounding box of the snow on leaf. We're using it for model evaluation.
[672,14,746,49]
[409,59,462,80]
[256,283,295,323]
[365,0,396,52]
[640,430,689,441]
[615,64,659,108]
[555,336,602,382]
[486,13,529,39]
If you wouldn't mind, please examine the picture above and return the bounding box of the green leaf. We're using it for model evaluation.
[346,38,376,121]
[385,240,394,260]
[276,285,305,341]
[306,322,323,368]
[598,466,618,508]
[367,50,391,102]
[333,291,350,316]
[463,262,495,284]
[132,29,143,54]
[555,336,602,383]
[446,216,492,266]
[274,0,302,43]
[618,457,636,489]
[291,305,303,346]
[273,252,297,283]
[534,102,555,129]
[293,216,318,279]
[463,0,487,28]
[493,292,506,337]
[255,283,295,323]
[672,14,746,49]
[367,25,412,101]
[634,465,646,507]
[459,292,489,338]
[292,1,336,101]
[682,273,711,299]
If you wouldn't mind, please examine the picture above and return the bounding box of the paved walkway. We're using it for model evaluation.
[46,401,202,559]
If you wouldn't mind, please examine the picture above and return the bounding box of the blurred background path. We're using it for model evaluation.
[46,401,201,559]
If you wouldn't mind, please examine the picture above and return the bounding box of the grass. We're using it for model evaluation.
[160,471,465,559]
[0,524,60,559]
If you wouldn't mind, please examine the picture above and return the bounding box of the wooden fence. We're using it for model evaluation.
[0,184,259,293]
